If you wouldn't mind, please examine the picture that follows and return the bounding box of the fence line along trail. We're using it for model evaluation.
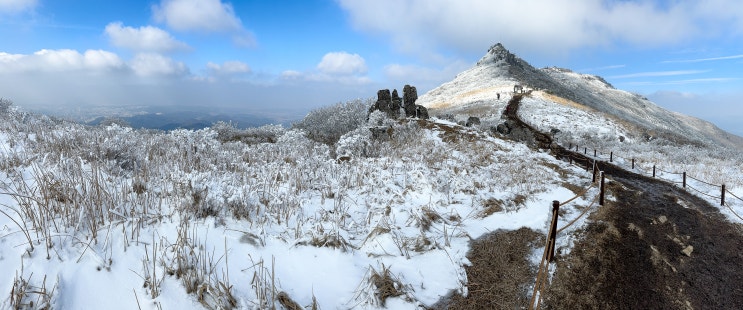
[502,94,743,309]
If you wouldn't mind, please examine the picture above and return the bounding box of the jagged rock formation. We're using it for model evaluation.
[403,85,418,117]
[368,89,401,119]
[369,85,429,120]
[391,89,402,116]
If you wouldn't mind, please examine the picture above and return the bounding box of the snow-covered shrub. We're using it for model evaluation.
[292,98,372,145]
[0,98,13,115]
[212,121,284,144]
[336,127,372,158]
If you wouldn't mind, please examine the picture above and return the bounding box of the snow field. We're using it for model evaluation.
[0,109,603,309]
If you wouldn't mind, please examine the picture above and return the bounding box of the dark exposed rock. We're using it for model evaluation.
[496,122,512,135]
[369,85,426,119]
[369,89,401,119]
[390,89,402,118]
[550,128,561,135]
[403,85,418,117]
[466,117,481,127]
[415,105,429,119]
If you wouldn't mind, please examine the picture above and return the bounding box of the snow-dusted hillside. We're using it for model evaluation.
[418,43,743,150]
[0,106,604,309]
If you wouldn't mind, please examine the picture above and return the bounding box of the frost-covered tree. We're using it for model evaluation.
[293,98,372,145]
[0,98,13,114]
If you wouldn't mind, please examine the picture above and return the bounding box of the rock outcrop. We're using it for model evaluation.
[369,85,428,120]
[403,85,418,118]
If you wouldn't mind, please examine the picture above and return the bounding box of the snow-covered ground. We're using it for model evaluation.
[0,108,604,309]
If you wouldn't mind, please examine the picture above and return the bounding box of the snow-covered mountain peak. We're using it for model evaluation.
[476,43,519,67]
[418,43,743,150]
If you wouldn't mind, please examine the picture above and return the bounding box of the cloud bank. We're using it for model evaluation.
[337,0,743,57]
[105,22,189,53]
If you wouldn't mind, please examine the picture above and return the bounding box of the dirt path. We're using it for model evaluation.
[440,94,743,309]
[499,94,743,309]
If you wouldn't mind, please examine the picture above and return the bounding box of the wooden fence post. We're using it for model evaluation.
[632,158,635,169]
[592,161,597,183]
[722,184,726,206]
[584,147,587,155]
[594,149,597,157]
[600,172,605,206]
[682,172,686,188]
[547,200,559,262]
[653,165,656,178]
[610,152,613,162]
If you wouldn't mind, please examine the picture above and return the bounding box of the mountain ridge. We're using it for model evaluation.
[418,43,743,150]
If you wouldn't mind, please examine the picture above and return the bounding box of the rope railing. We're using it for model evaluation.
[529,233,553,310]
[530,166,607,310]
[727,190,743,203]
[657,167,684,175]
[557,191,601,234]
[723,201,743,222]
[687,175,720,187]
[560,182,596,207]
[562,142,740,209]
[686,184,722,200]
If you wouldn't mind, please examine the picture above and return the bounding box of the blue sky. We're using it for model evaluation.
[1,0,743,135]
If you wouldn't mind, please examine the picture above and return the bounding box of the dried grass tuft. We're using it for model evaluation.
[277,291,303,310]
[480,198,504,217]
[432,227,543,309]
[370,264,406,307]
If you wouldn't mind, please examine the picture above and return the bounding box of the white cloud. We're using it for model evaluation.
[152,0,243,33]
[105,22,189,53]
[0,49,125,72]
[207,60,250,74]
[663,54,743,63]
[0,0,37,13]
[130,53,189,77]
[0,49,190,78]
[337,0,743,57]
[610,70,708,79]
[279,52,371,85]
[316,52,367,75]
[280,70,302,80]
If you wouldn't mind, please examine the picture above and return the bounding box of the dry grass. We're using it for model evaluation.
[480,198,504,217]
[536,91,594,112]
[432,227,544,309]
[277,291,303,310]
[370,264,406,307]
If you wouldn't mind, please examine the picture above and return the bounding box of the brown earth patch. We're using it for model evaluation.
[431,227,545,309]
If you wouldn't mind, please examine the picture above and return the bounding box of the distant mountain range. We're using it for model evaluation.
[86,109,288,131]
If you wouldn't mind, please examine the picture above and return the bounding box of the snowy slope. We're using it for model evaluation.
[0,109,602,309]
[418,43,743,150]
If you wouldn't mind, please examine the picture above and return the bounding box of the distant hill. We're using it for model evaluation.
[87,109,287,130]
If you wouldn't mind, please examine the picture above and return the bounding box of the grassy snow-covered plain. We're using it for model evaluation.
[0,102,603,309]
[0,93,741,309]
